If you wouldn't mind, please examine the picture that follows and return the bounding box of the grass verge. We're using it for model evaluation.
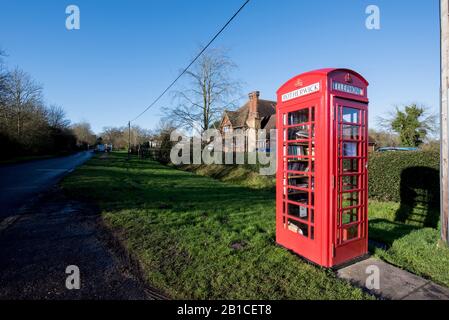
[62,153,369,299]
[374,228,449,287]
[178,163,275,190]
[368,200,449,287]
[177,163,449,289]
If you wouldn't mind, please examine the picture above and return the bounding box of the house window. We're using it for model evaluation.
[223,126,230,133]
[257,140,267,151]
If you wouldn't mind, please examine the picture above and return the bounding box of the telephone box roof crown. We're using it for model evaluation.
[277,68,369,94]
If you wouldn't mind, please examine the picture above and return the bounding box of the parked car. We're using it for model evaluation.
[95,144,106,153]
[376,147,418,152]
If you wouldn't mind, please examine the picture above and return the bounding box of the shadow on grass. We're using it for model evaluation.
[395,166,439,228]
[369,218,421,247]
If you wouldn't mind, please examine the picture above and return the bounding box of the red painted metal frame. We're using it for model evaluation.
[276,69,369,268]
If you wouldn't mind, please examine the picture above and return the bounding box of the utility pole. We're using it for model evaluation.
[440,0,449,244]
[128,121,131,160]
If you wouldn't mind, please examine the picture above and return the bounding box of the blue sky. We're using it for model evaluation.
[0,0,440,133]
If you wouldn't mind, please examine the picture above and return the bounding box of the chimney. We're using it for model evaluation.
[248,91,260,115]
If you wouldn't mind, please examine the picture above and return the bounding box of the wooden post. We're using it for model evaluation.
[128,121,131,160]
[441,0,449,244]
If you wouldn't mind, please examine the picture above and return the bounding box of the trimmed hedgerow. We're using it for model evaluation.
[368,151,440,205]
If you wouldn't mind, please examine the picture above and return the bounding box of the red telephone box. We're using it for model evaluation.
[276,68,369,268]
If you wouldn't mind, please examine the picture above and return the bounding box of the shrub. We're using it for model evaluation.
[368,151,439,206]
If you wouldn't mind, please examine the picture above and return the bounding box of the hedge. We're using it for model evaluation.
[153,146,440,208]
[368,151,440,206]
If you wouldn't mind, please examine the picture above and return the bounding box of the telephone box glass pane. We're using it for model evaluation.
[288,109,309,125]
[341,107,360,124]
[343,142,358,157]
[288,125,309,140]
[343,225,359,241]
[287,219,309,237]
[341,208,358,225]
[287,188,308,204]
[341,191,360,208]
[287,160,309,172]
[341,125,360,140]
[287,143,310,156]
[342,175,358,191]
[288,203,308,220]
[288,175,309,188]
[342,159,359,173]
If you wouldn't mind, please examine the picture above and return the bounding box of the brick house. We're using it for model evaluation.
[219,91,276,152]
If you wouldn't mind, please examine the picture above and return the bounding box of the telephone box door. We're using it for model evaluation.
[277,99,322,264]
[332,98,368,265]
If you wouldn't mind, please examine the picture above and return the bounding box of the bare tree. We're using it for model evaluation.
[0,49,9,124]
[71,121,96,146]
[46,104,70,129]
[101,125,153,150]
[0,71,8,125]
[130,125,153,146]
[369,128,400,148]
[0,50,79,158]
[167,48,241,133]
[4,68,44,138]
[101,126,127,149]
[0,72,7,106]
[0,48,6,67]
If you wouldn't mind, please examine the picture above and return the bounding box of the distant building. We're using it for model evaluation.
[368,139,377,152]
[376,147,418,152]
[95,143,112,153]
[219,91,276,152]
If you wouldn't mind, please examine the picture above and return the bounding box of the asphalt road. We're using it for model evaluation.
[0,152,165,299]
[0,151,93,219]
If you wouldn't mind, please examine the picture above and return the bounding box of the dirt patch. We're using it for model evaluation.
[0,186,167,300]
[230,241,247,251]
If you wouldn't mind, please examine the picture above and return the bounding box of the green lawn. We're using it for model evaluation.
[62,152,449,297]
[182,162,449,288]
[369,200,449,287]
[368,200,422,246]
[375,228,449,287]
[179,163,276,190]
[62,153,369,300]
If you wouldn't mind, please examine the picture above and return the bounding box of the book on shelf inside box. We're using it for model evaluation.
[288,161,309,172]
[289,112,308,125]
[288,145,308,156]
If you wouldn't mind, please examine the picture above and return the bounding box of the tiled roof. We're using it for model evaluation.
[225,108,248,128]
[261,115,276,131]
[224,99,276,128]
